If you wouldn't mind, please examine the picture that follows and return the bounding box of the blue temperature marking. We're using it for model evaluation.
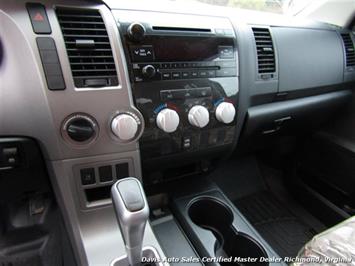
[153,103,167,114]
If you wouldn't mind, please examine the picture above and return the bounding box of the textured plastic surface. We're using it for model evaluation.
[273,28,343,92]
[294,216,355,266]
[235,191,316,258]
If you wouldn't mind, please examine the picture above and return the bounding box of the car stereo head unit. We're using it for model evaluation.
[117,17,238,83]
[115,11,239,164]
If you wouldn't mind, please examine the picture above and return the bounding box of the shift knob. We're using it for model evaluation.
[111,178,149,266]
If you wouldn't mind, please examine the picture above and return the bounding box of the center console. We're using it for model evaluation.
[115,11,239,164]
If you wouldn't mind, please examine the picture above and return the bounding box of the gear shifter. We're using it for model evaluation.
[111,177,149,266]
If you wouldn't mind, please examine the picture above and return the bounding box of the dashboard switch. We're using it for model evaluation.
[27,3,51,34]
[36,37,65,90]
[116,163,129,179]
[99,165,113,182]
[80,168,95,185]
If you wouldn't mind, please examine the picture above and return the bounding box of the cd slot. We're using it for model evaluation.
[152,26,211,33]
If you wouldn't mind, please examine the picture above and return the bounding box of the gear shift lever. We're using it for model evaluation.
[111,177,149,266]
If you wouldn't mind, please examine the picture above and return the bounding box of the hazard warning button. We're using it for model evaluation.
[27,3,51,34]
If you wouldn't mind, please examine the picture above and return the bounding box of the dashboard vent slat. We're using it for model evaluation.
[341,33,355,68]
[56,7,118,88]
[252,27,276,75]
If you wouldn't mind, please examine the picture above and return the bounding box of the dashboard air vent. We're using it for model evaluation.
[341,33,355,68]
[56,8,118,88]
[252,27,276,75]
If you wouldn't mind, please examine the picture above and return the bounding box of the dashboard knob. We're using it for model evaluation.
[111,114,139,141]
[188,105,210,128]
[142,65,156,79]
[215,102,236,124]
[127,22,146,42]
[156,108,180,133]
[66,116,96,142]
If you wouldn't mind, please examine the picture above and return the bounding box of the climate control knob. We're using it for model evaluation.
[156,108,180,133]
[188,105,209,128]
[215,102,236,124]
[111,114,139,141]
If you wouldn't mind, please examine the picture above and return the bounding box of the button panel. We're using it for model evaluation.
[132,60,236,82]
[79,162,131,187]
[36,37,65,90]
[160,87,212,101]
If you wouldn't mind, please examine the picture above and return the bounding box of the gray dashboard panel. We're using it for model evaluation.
[273,27,344,92]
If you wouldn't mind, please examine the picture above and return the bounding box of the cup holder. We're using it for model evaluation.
[188,197,268,265]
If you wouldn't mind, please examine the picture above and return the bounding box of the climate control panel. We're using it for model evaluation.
[132,78,238,159]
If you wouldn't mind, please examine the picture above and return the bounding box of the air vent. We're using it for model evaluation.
[341,33,355,69]
[56,8,118,88]
[252,27,276,75]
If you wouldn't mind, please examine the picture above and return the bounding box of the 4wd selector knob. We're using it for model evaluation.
[61,113,98,145]
[215,102,236,124]
[111,114,139,141]
[127,22,146,42]
[142,65,156,79]
[188,105,209,128]
[156,108,180,133]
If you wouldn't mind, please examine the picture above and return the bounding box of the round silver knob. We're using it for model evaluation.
[215,102,236,124]
[156,108,180,133]
[111,114,139,141]
[188,105,209,128]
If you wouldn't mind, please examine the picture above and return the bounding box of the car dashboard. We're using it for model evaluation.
[0,0,354,265]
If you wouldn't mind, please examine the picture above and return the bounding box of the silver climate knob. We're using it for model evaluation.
[188,105,210,128]
[156,108,180,133]
[215,102,236,124]
[111,114,139,141]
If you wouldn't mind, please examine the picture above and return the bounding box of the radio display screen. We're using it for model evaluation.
[150,36,234,62]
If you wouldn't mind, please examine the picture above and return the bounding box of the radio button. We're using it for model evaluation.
[182,72,190,78]
[161,63,170,69]
[207,70,216,78]
[216,68,236,77]
[130,45,154,62]
[198,70,208,78]
[162,72,171,80]
[172,72,181,79]
[218,46,234,59]
[191,71,198,78]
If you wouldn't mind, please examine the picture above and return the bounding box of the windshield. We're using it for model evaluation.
[169,0,315,15]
